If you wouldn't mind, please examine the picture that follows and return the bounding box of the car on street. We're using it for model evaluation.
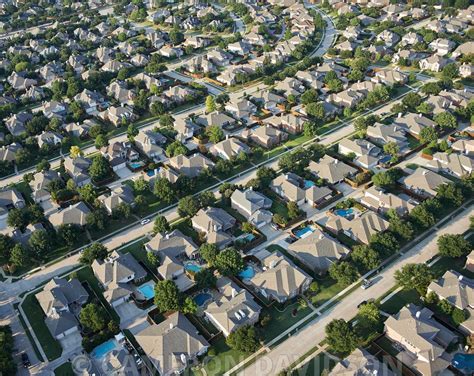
[140,218,150,225]
[361,279,373,290]
[21,353,31,368]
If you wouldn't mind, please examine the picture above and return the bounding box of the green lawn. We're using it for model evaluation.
[21,294,62,361]
[121,238,156,271]
[378,288,421,315]
[54,362,74,376]
[89,216,138,240]
[291,352,337,376]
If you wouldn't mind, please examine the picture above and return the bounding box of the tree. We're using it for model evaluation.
[306,102,325,119]
[77,184,98,206]
[402,93,422,110]
[133,177,150,194]
[436,183,464,207]
[153,178,175,204]
[301,89,318,105]
[177,196,200,217]
[351,245,380,271]
[357,302,381,332]
[86,207,108,230]
[419,127,438,144]
[452,307,468,326]
[437,234,471,258]
[206,125,224,144]
[409,203,436,230]
[147,252,159,267]
[182,297,198,314]
[256,167,277,186]
[226,325,260,353]
[434,112,457,129]
[94,134,108,149]
[57,224,81,247]
[79,243,108,264]
[198,191,215,208]
[7,208,28,229]
[205,95,217,113]
[215,247,244,276]
[0,234,15,265]
[9,244,26,268]
[79,303,107,332]
[70,145,82,158]
[370,232,399,257]
[329,262,359,287]
[287,201,300,220]
[89,155,111,182]
[241,222,255,234]
[166,140,187,157]
[153,215,170,234]
[421,82,442,96]
[36,159,51,173]
[383,142,399,159]
[195,269,217,289]
[28,230,51,257]
[442,63,459,80]
[388,213,414,241]
[200,243,219,266]
[325,319,359,354]
[304,121,319,137]
[154,280,182,312]
[395,263,434,295]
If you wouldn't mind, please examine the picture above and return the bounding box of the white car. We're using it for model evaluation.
[140,218,150,225]
[361,279,372,289]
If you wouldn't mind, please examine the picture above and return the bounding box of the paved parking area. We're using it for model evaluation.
[59,331,83,354]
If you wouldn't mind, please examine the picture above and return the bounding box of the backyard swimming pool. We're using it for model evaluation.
[194,292,212,306]
[184,261,203,273]
[146,170,155,177]
[137,283,155,300]
[452,353,474,372]
[294,226,314,239]
[239,265,256,279]
[128,161,145,169]
[90,339,120,360]
[334,208,354,218]
[304,180,315,189]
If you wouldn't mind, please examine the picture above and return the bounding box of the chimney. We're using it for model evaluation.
[418,113,422,117]
[398,112,402,118]
[422,170,427,175]
[231,288,237,298]
[226,134,229,140]
[459,275,464,282]
[416,311,421,319]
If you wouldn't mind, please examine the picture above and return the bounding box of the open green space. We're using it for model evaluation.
[54,362,74,376]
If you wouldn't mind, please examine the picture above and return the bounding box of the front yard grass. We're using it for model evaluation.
[291,352,337,376]
[54,362,74,376]
[21,293,62,361]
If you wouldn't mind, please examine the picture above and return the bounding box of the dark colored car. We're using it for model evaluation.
[21,353,31,368]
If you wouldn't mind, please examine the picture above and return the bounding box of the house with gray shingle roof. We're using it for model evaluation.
[426,152,474,178]
[209,137,250,161]
[361,186,417,217]
[135,312,209,376]
[0,188,25,219]
[249,251,312,303]
[168,153,215,178]
[192,207,236,249]
[400,168,451,198]
[308,155,357,184]
[35,277,88,339]
[288,229,350,274]
[30,169,62,203]
[48,201,91,228]
[231,188,273,228]
[330,348,395,376]
[205,278,261,337]
[384,304,456,376]
[92,250,147,307]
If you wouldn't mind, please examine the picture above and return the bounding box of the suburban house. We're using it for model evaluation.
[308,156,357,185]
[338,138,381,169]
[241,125,288,148]
[426,152,474,178]
[270,173,306,205]
[361,186,417,217]
[30,169,62,203]
[168,153,215,178]
[63,156,92,187]
[384,304,457,376]
[205,278,261,337]
[251,90,285,114]
[99,106,137,127]
[135,312,209,376]
[393,113,437,138]
[35,277,89,340]
[209,137,250,161]
[225,99,257,123]
[419,54,448,72]
[0,188,25,220]
[101,141,139,171]
[5,112,32,136]
[400,168,451,198]
[48,201,91,228]
[287,229,350,274]
[366,122,408,149]
[372,69,408,86]
[428,270,474,334]
[263,113,306,135]
[325,211,389,245]
[192,207,236,249]
[92,250,147,308]
[194,111,236,130]
[231,188,273,228]
[134,130,167,161]
[100,185,135,215]
[452,139,474,155]
[428,38,455,56]
[249,251,312,303]
[330,348,395,376]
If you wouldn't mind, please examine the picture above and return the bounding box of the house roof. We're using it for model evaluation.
[48,201,91,227]
[288,229,350,273]
[401,168,451,197]
[329,348,395,376]
[145,229,198,258]
[135,312,209,375]
[230,188,272,216]
[428,270,474,310]
[308,155,357,184]
[192,207,236,233]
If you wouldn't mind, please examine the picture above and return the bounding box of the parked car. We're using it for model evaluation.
[357,298,375,308]
[270,223,279,231]
[21,353,31,368]
[140,218,150,225]
[284,236,297,244]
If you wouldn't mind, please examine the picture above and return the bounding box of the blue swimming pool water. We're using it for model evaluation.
[334,208,354,218]
[294,226,314,238]
[452,353,474,371]
[146,170,155,177]
[184,262,202,273]
[304,180,315,189]
[129,161,145,169]
[194,292,212,306]
[91,339,119,359]
[379,155,392,164]
[137,284,155,300]
[239,265,255,279]
[242,233,255,242]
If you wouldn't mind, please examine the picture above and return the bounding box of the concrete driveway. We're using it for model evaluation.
[116,302,147,328]
[58,331,83,354]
